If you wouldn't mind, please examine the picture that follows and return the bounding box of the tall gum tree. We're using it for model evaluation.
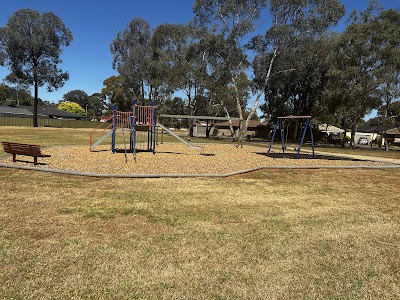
[0,9,72,127]
[193,0,267,137]
[249,0,344,130]
[193,0,344,135]
[322,1,393,147]
[373,9,400,150]
[110,17,152,103]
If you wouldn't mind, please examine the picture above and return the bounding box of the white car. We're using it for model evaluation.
[358,137,369,145]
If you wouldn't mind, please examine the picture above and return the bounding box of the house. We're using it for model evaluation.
[0,102,84,120]
[214,120,269,139]
[318,123,345,143]
[192,121,214,138]
[355,123,400,146]
[387,127,400,145]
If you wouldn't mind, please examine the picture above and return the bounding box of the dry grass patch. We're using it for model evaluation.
[1,168,399,299]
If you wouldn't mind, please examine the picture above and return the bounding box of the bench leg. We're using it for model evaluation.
[12,154,16,162]
[34,157,37,165]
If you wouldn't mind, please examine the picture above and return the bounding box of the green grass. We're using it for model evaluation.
[1,168,399,299]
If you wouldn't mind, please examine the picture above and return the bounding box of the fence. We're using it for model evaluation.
[0,116,100,128]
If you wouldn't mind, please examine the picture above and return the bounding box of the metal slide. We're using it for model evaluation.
[157,123,204,151]
[90,129,113,151]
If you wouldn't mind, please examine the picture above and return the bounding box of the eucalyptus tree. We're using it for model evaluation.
[4,72,32,105]
[62,90,89,109]
[250,0,344,129]
[322,2,392,147]
[111,17,153,103]
[0,84,13,104]
[101,75,130,111]
[194,0,344,135]
[151,23,204,114]
[373,9,400,150]
[260,34,340,140]
[193,0,267,135]
[85,93,106,120]
[0,9,72,127]
[62,89,105,119]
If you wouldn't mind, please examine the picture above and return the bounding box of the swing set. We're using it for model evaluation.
[267,115,315,158]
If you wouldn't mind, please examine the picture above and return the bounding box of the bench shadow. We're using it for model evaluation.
[13,159,48,165]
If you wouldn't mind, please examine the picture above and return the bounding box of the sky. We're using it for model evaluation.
[0,0,399,105]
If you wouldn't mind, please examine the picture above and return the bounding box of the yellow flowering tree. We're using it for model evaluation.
[57,101,86,116]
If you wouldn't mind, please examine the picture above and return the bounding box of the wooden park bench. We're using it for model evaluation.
[1,141,51,165]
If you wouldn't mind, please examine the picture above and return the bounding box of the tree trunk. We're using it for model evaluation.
[341,118,346,148]
[245,48,278,133]
[384,130,389,151]
[223,105,235,139]
[205,120,213,138]
[351,121,356,148]
[187,90,194,138]
[33,80,39,128]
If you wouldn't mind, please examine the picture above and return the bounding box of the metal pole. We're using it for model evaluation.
[267,120,279,153]
[309,118,315,158]
[132,99,138,162]
[111,103,117,153]
[280,120,285,153]
[152,100,157,154]
[297,118,309,158]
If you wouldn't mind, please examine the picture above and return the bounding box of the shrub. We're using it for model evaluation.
[57,101,86,116]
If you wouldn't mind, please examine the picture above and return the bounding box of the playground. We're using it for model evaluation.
[1,125,400,299]
[1,101,399,177]
[1,142,399,176]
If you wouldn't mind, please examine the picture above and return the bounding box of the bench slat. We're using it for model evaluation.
[2,141,51,165]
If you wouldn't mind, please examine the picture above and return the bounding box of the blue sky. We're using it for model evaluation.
[0,0,399,105]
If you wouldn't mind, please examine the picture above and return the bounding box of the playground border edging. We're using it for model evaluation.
[0,163,399,178]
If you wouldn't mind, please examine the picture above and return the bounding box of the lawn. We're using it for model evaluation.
[1,126,399,299]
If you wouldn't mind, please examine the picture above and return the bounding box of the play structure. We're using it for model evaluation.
[90,100,157,161]
[89,100,203,160]
[267,115,315,158]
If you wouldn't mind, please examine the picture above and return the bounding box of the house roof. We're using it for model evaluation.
[358,123,399,133]
[318,124,344,133]
[0,105,32,115]
[21,105,84,119]
[214,120,267,130]
[387,127,400,135]
[0,104,84,119]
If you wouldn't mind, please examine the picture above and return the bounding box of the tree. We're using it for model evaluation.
[152,23,207,136]
[3,72,32,105]
[193,0,267,136]
[57,101,85,116]
[111,17,152,102]
[373,9,400,150]
[0,84,12,104]
[152,24,204,112]
[194,0,344,137]
[322,2,388,147]
[0,9,72,127]
[158,96,186,128]
[255,1,345,127]
[0,82,32,105]
[101,75,130,111]
[62,90,89,108]
[87,93,106,120]
[259,34,339,140]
